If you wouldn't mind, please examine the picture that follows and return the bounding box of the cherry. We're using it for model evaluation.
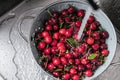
[75,20,81,28]
[51,47,58,54]
[45,55,51,61]
[73,52,79,58]
[86,63,92,69]
[51,17,57,25]
[44,36,52,44]
[53,12,59,17]
[53,32,60,40]
[47,63,55,70]
[93,31,99,40]
[85,23,90,28]
[65,17,71,23]
[62,73,70,80]
[44,47,51,55]
[68,27,74,32]
[51,39,58,47]
[59,28,66,35]
[42,31,49,37]
[101,49,109,56]
[84,70,93,77]
[78,65,84,71]
[37,32,42,37]
[86,30,91,36]
[45,24,52,31]
[73,33,79,41]
[65,52,72,59]
[57,42,66,53]
[90,22,97,30]
[87,16,95,23]
[94,21,100,26]
[52,57,61,66]
[72,75,80,80]
[69,59,75,64]
[53,24,59,31]
[62,9,68,16]
[68,6,75,14]
[53,71,60,77]
[70,68,77,75]
[87,37,94,45]
[75,59,81,65]
[37,42,46,50]
[100,39,105,43]
[65,29,72,37]
[58,17,64,22]
[78,46,85,54]
[100,44,107,49]
[60,56,67,65]
[60,36,66,42]
[92,43,99,51]
[58,65,64,69]
[101,31,109,38]
[81,58,89,65]
[77,9,85,17]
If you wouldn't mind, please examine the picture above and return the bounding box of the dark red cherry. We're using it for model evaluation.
[75,20,81,28]
[81,58,89,65]
[70,68,77,75]
[101,49,109,56]
[62,73,70,80]
[53,24,59,31]
[52,57,61,66]
[88,16,95,23]
[92,43,99,51]
[45,25,52,31]
[53,71,60,77]
[51,39,58,47]
[44,47,51,55]
[60,56,67,65]
[53,32,60,40]
[72,75,80,80]
[44,36,52,44]
[62,9,68,16]
[59,28,66,35]
[51,47,58,54]
[68,6,75,14]
[47,63,55,70]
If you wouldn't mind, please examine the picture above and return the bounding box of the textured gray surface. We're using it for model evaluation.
[0,0,120,80]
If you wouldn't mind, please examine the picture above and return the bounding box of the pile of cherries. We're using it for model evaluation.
[34,6,109,80]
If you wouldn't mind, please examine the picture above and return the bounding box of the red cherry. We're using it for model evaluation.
[65,17,71,23]
[58,17,64,22]
[37,32,42,37]
[51,39,58,47]
[78,65,84,71]
[65,52,72,59]
[69,59,75,64]
[58,65,64,69]
[57,42,65,47]
[51,47,58,54]
[77,9,85,17]
[51,17,57,25]
[57,43,66,53]
[62,73,70,80]
[37,42,46,50]
[65,29,72,37]
[88,16,95,23]
[45,55,51,61]
[92,43,99,51]
[101,49,109,56]
[62,9,68,16]
[73,33,79,41]
[52,57,61,66]
[90,22,97,30]
[75,20,81,28]
[93,31,99,40]
[70,68,77,75]
[73,52,79,58]
[101,31,109,38]
[60,56,67,65]
[44,36,52,44]
[87,37,94,45]
[100,39,105,43]
[78,46,85,54]
[72,75,80,80]
[53,12,59,17]
[44,48,51,55]
[86,64,92,69]
[53,71,60,77]
[81,58,89,65]
[42,31,49,37]
[86,30,91,36]
[84,70,93,77]
[94,21,100,26]
[53,24,59,31]
[75,59,81,65]
[68,27,74,32]
[45,25,52,31]
[53,32,60,40]
[60,36,66,42]
[68,6,75,14]
[100,44,107,49]
[47,63,54,70]
[85,23,90,28]
[59,28,66,35]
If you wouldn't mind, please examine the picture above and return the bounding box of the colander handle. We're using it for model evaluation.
[17,16,35,43]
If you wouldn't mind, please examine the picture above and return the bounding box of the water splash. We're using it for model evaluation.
[78,6,92,39]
